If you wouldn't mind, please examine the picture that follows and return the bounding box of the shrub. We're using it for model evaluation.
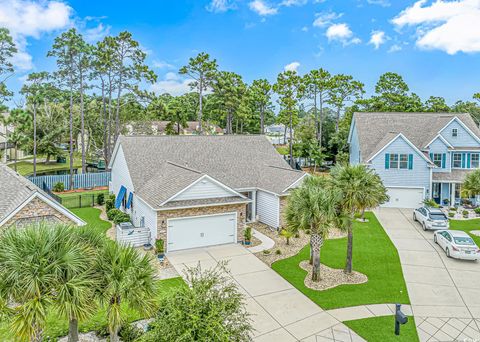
[97,193,105,205]
[448,212,455,218]
[114,212,130,224]
[423,199,439,208]
[52,182,65,192]
[294,233,300,238]
[263,250,271,255]
[106,194,116,212]
[305,229,311,235]
[156,239,165,254]
[353,212,361,219]
[119,323,144,342]
[275,249,282,255]
[474,207,480,215]
[280,229,294,245]
[107,208,118,221]
[463,210,469,217]
[450,207,457,211]
[95,325,109,338]
[244,227,252,242]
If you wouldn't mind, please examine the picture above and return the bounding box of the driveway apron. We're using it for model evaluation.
[375,207,480,341]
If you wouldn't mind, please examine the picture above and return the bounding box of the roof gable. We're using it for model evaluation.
[367,133,433,165]
[438,117,480,146]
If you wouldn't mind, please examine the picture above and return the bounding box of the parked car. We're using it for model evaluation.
[434,230,480,260]
[413,207,449,231]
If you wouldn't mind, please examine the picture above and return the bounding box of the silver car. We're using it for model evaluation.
[434,230,480,260]
[413,207,449,231]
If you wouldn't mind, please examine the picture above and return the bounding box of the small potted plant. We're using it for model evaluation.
[244,227,252,246]
[155,239,165,259]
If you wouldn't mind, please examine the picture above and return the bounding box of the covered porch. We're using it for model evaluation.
[432,170,476,207]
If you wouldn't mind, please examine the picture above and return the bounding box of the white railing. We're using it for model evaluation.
[116,225,151,247]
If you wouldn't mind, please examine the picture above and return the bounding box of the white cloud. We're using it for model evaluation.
[0,0,72,70]
[367,0,390,7]
[249,0,278,16]
[153,60,175,69]
[326,23,361,45]
[301,26,308,32]
[151,73,193,96]
[284,61,300,71]
[369,30,387,49]
[206,0,237,13]
[83,23,110,43]
[281,0,307,6]
[392,0,480,54]
[313,11,342,27]
[388,44,402,53]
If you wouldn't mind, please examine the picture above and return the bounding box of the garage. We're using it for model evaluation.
[167,212,237,252]
[382,187,424,208]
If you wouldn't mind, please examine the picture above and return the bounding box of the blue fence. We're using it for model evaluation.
[28,172,111,190]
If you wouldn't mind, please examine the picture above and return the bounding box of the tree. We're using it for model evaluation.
[462,169,480,198]
[96,242,156,342]
[250,79,273,134]
[304,68,332,146]
[180,52,218,134]
[274,70,303,168]
[285,176,342,281]
[330,164,388,273]
[7,109,30,170]
[425,96,450,112]
[328,75,364,131]
[0,28,17,104]
[165,96,188,134]
[144,262,252,341]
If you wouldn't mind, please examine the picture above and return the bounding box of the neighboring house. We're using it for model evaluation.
[348,112,480,208]
[0,163,85,228]
[0,113,25,162]
[108,135,306,252]
[125,121,223,136]
[265,124,294,145]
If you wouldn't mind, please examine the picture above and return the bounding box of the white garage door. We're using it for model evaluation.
[167,213,237,252]
[383,187,424,208]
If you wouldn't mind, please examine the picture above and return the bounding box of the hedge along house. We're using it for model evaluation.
[108,135,306,252]
[0,163,85,228]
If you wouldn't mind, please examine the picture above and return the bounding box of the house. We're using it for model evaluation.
[108,135,306,252]
[125,121,223,136]
[265,124,293,145]
[0,163,85,228]
[348,112,480,208]
[0,113,25,162]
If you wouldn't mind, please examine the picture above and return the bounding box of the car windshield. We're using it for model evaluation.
[429,213,446,220]
[453,237,475,245]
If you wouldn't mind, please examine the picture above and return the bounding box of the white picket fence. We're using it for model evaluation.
[28,172,111,190]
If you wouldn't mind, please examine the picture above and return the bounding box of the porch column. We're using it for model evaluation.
[251,190,257,221]
[451,183,456,206]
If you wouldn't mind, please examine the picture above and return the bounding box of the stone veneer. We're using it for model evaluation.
[3,197,74,227]
[279,195,289,229]
[156,203,247,249]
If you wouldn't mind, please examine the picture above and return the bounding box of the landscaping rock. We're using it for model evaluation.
[300,260,368,291]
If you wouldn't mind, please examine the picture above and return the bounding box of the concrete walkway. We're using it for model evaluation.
[248,228,275,253]
[326,304,412,321]
[168,243,365,342]
[375,207,480,341]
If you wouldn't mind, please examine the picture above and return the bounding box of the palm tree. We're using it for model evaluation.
[331,164,388,274]
[462,169,480,199]
[285,176,341,281]
[96,242,157,342]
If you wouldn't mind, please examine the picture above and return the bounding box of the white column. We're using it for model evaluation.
[251,190,257,221]
[451,183,456,206]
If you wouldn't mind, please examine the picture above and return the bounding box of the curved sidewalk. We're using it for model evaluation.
[248,228,275,253]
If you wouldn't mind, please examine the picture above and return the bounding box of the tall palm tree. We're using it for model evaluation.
[331,164,388,274]
[462,169,480,199]
[96,242,157,342]
[285,176,342,281]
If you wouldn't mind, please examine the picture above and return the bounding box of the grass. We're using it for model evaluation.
[449,218,480,245]
[8,154,82,176]
[344,315,419,342]
[71,207,112,234]
[58,190,109,209]
[272,212,410,310]
[276,146,289,155]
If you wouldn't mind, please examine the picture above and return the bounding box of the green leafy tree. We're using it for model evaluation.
[462,169,480,198]
[424,96,450,112]
[285,176,342,281]
[143,262,252,341]
[7,109,31,171]
[0,28,17,104]
[165,96,189,134]
[180,52,218,134]
[250,79,273,133]
[330,164,388,273]
[328,74,364,132]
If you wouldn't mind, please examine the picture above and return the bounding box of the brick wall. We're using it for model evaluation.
[3,197,75,227]
[156,203,247,248]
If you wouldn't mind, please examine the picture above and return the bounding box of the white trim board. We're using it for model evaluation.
[438,117,480,144]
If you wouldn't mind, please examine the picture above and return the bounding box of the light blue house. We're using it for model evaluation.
[348,112,480,208]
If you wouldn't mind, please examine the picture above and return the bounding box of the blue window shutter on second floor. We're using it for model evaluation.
[385,153,390,169]
[429,153,433,161]
[467,153,471,168]
[462,153,466,168]
[408,154,413,170]
[442,153,446,168]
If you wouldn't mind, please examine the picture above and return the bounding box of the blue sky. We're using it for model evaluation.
[2,0,480,105]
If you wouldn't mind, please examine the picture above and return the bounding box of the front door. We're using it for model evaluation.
[432,183,441,204]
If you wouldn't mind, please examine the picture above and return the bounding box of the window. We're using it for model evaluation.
[390,154,399,168]
[432,153,442,168]
[453,153,462,168]
[472,154,480,168]
[399,154,408,169]
[452,128,458,137]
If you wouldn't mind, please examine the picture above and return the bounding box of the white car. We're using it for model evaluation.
[413,207,449,231]
[434,230,480,260]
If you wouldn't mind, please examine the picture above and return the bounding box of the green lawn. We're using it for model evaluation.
[272,212,410,310]
[276,146,289,155]
[344,315,419,342]
[8,155,82,176]
[71,207,112,234]
[449,218,480,245]
[58,190,109,209]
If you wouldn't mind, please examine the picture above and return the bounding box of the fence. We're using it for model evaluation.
[59,191,109,209]
[28,172,111,191]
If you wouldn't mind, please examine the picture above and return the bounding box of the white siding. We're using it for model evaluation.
[256,190,279,228]
[110,145,134,200]
[173,177,234,201]
[132,196,157,244]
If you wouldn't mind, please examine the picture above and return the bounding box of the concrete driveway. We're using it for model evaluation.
[167,243,365,342]
[375,207,480,341]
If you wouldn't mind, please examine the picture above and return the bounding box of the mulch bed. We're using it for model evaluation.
[300,261,368,291]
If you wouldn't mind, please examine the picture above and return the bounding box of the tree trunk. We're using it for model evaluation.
[283,125,287,145]
[33,103,37,177]
[110,326,120,342]
[314,86,319,144]
[101,79,108,165]
[319,92,324,148]
[310,233,323,282]
[107,74,113,163]
[69,90,74,190]
[80,69,86,174]
[198,77,203,135]
[68,318,79,342]
[260,106,265,134]
[345,224,353,273]
[14,143,17,172]
[289,111,294,168]
[335,107,340,132]
[31,325,43,342]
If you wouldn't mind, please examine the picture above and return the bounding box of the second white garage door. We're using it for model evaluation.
[383,187,424,208]
[167,213,237,252]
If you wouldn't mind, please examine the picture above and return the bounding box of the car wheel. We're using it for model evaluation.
[434,235,437,244]
[446,248,451,258]
[413,213,417,221]
[423,222,427,231]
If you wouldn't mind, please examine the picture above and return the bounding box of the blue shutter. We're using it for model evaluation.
[429,153,433,161]
[442,153,446,168]
[385,153,390,169]
[467,153,471,168]
[462,153,466,168]
[115,186,127,208]
[408,154,413,170]
[126,192,133,209]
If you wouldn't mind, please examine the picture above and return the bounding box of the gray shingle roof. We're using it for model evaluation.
[432,170,473,183]
[353,112,480,161]
[159,196,250,209]
[0,163,44,223]
[117,135,305,209]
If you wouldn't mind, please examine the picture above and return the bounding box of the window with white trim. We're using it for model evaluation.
[453,153,462,168]
[399,154,408,169]
[390,154,399,168]
[452,128,458,137]
[432,153,442,168]
[472,154,480,168]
